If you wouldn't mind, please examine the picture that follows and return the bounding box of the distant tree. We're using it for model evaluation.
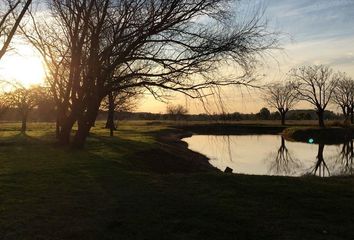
[230,112,243,121]
[258,107,271,120]
[290,65,339,127]
[0,0,32,60]
[0,96,9,119]
[304,112,313,120]
[4,85,48,132]
[270,111,281,120]
[102,90,140,136]
[262,81,298,125]
[37,97,56,122]
[0,81,13,119]
[332,73,354,123]
[166,104,188,121]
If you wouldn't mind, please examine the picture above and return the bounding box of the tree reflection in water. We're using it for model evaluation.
[266,136,302,176]
[206,135,234,163]
[187,135,354,176]
[336,140,354,175]
[310,144,330,177]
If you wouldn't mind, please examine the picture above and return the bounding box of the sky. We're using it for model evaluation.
[0,0,353,114]
[137,0,354,114]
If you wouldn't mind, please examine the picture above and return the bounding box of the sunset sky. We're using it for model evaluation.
[137,0,354,114]
[0,0,353,114]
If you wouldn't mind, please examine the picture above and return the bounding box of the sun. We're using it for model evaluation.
[0,44,45,88]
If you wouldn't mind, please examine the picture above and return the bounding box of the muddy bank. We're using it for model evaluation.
[131,128,218,174]
[142,124,287,174]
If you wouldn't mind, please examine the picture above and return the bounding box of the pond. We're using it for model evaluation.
[183,135,354,177]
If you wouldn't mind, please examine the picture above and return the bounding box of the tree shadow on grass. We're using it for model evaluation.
[87,131,216,174]
[0,128,216,175]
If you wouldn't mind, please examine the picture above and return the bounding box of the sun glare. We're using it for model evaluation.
[0,44,45,88]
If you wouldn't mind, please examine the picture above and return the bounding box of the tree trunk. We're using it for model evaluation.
[281,112,286,125]
[317,110,325,128]
[105,92,116,136]
[72,98,101,148]
[55,117,60,139]
[72,121,91,149]
[115,116,119,130]
[58,116,76,146]
[58,124,72,146]
[110,128,114,137]
[21,113,27,133]
[341,105,351,123]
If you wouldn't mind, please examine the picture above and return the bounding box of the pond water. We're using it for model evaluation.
[183,135,354,177]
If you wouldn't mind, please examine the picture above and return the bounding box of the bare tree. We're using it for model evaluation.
[332,73,354,123]
[102,89,140,136]
[0,0,32,59]
[3,84,48,132]
[290,65,339,128]
[262,81,298,125]
[0,95,9,118]
[24,0,278,148]
[166,104,188,120]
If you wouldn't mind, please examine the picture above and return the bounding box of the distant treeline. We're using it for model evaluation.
[0,107,342,122]
[112,109,342,121]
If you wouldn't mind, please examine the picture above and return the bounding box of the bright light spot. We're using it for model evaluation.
[0,44,45,88]
[308,138,314,144]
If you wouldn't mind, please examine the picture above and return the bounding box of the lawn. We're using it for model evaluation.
[0,121,353,240]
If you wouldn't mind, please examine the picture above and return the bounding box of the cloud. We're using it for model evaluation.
[263,0,354,42]
[141,1,354,114]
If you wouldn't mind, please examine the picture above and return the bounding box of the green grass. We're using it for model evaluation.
[0,121,353,239]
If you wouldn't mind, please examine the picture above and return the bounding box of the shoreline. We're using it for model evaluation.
[137,127,219,173]
[154,123,354,176]
[151,124,286,174]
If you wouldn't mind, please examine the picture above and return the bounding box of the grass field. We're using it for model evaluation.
[0,121,353,239]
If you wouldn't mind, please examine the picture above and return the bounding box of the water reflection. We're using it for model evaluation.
[184,135,354,177]
[335,140,354,176]
[310,144,330,177]
[266,137,302,176]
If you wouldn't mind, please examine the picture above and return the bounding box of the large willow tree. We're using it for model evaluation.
[24,0,278,148]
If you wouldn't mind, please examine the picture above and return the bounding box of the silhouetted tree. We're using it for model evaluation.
[4,85,48,132]
[332,73,354,123]
[102,90,140,136]
[24,0,278,148]
[166,104,188,121]
[37,97,56,122]
[262,81,298,125]
[0,96,9,119]
[258,107,270,120]
[291,65,339,128]
[0,0,32,60]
